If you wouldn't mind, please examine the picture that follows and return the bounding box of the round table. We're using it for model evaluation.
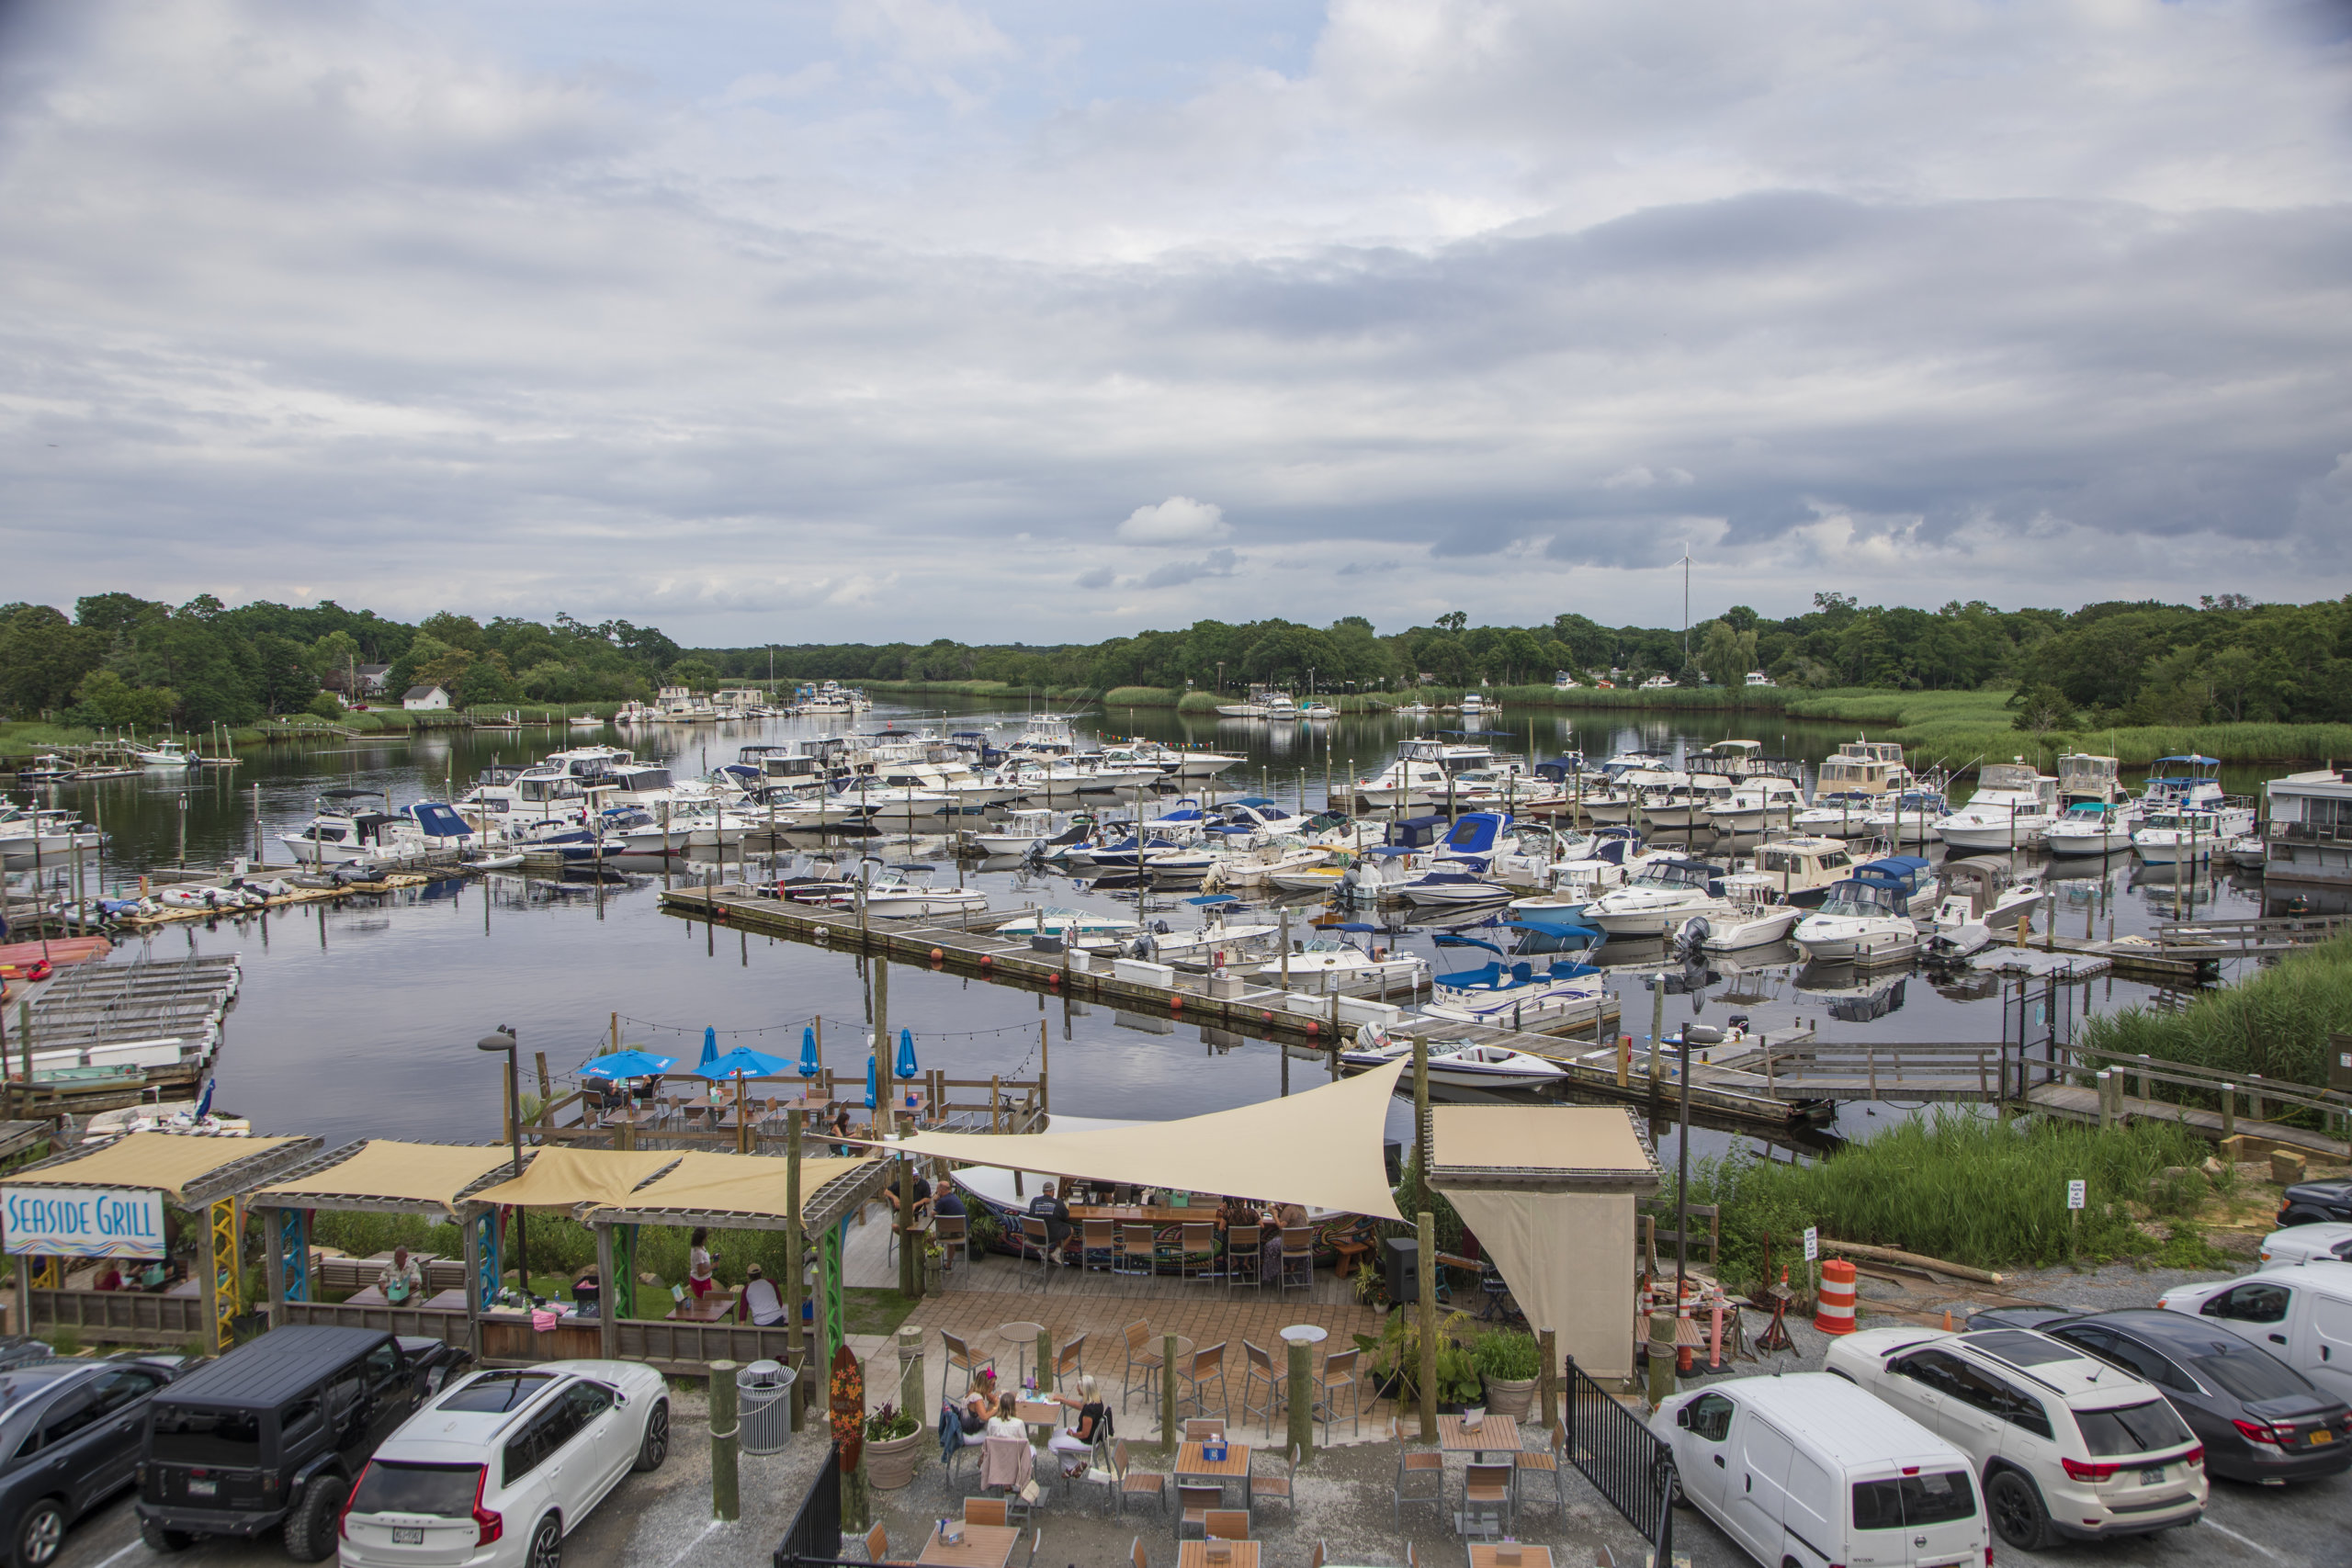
[1000,1321,1046,1389]
[1278,1324,1329,1347]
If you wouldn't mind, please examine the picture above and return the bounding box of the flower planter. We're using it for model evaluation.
[864,1428,925,1491]
[1483,1376,1537,1419]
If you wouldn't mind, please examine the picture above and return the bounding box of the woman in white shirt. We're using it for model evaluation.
[982,1392,1030,1441]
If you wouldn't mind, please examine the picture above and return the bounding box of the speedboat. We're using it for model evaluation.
[1705,776,1805,835]
[1340,1030,1567,1089]
[1789,793,1881,839]
[130,739,198,770]
[1922,895,1992,962]
[1939,855,2045,931]
[992,907,1142,941]
[969,808,1058,857]
[1505,858,1630,921]
[1584,859,1736,936]
[821,864,988,919]
[1254,930,1429,992]
[1932,760,2060,852]
[1679,874,1802,951]
[1128,898,1280,967]
[1792,875,1923,964]
[2134,805,2256,866]
[1858,789,1948,845]
[2041,802,2135,857]
[1419,920,1608,1027]
[2226,834,2266,871]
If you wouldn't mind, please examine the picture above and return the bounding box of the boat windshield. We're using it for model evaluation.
[1634,863,1711,890]
[1817,881,1900,918]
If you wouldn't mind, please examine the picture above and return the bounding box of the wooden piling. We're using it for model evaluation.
[709,1359,741,1521]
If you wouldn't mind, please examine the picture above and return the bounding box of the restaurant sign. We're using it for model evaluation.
[2,1186,167,1258]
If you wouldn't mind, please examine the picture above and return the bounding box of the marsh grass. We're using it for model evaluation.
[2078,931,2352,1114]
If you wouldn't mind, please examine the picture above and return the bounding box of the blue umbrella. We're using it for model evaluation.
[864,1052,876,1110]
[798,1026,820,1078]
[697,1025,718,1070]
[688,1045,796,1081]
[580,1050,677,1080]
[895,1027,918,1079]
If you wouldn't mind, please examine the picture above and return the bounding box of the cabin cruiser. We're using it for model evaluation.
[1939,855,2045,929]
[463,745,639,819]
[1505,858,1631,921]
[1214,686,1297,719]
[1584,858,1736,935]
[1638,773,1736,829]
[281,794,485,863]
[1198,835,1338,890]
[1922,895,1994,961]
[1857,788,1948,845]
[1745,837,1859,906]
[2138,753,2237,815]
[1254,928,1429,992]
[810,863,988,919]
[1582,767,1681,828]
[1791,874,1922,964]
[1340,1029,1567,1089]
[1788,793,1879,839]
[1678,874,1802,951]
[1421,920,1608,1027]
[1351,739,1498,808]
[1814,739,1911,797]
[2041,801,2135,856]
[968,807,1058,857]
[2132,805,2255,866]
[0,807,104,869]
[1931,761,2060,852]
[2056,752,2132,807]
[1704,775,1805,834]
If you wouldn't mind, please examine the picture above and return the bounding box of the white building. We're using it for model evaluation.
[402,684,453,712]
[2264,768,2352,888]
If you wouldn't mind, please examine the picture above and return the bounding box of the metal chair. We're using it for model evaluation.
[1178,1221,1217,1283]
[1249,1442,1295,1520]
[1225,1224,1261,1291]
[1238,1340,1283,1438]
[1514,1419,1566,1517]
[1175,1484,1222,1540]
[1019,1215,1055,1291]
[1054,1333,1088,1388]
[1390,1416,1444,1529]
[1130,1538,1148,1568]
[1175,1341,1228,1423]
[1113,1439,1167,1517]
[1460,1461,1514,1539]
[1310,1348,1362,1441]
[1118,1221,1158,1278]
[1080,1219,1118,1272]
[934,1212,969,1275]
[1279,1226,1314,1291]
[857,1522,889,1562]
[943,1331,994,1398]
[1122,1320,1164,1404]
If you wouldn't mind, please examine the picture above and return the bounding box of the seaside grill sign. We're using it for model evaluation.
[2,1185,167,1259]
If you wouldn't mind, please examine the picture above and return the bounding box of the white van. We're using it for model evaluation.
[2159,1265,2352,1404]
[1652,1371,1990,1568]
[2257,1221,2352,1269]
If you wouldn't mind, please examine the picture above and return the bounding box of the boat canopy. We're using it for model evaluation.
[408,802,473,840]
[2153,755,2220,767]
[1441,812,1511,855]
[1386,814,1453,848]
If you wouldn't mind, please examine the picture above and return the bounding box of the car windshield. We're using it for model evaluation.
[350,1461,483,1517]
[149,1404,263,1467]
[439,1371,556,1413]
[2074,1400,2194,1457]
[1852,1471,1976,1529]
[2195,1349,2312,1404]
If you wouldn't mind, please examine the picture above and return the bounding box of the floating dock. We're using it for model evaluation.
[6,953,241,1112]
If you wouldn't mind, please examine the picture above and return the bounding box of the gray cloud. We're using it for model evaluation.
[1136,547,1240,590]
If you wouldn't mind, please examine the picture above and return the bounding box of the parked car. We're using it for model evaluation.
[2158,1267,2352,1405]
[2276,1178,2352,1227]
[2259,1221,2352,1269]
[336,1360,669,1568]
[1650,1371,1987,1568]
[137,1326,473,1562]
[1825,1325,2207,1550]
[0,1353,183,1568]
[1969,1305,2352,1484]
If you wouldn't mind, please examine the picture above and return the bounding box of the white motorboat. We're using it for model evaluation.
[2132,806,2254,866]
[1858,789,1948,845]
[1128,901,1281,967]
[2226,833,2267,871]
[1340,1030,1567,1089]
[1421,955,1608,1029]
[1679,874,1802,951]
[1745,837,1860,906]
[1351,739,1498,809]
[1255,933,1429,992]
[2041,802,2136,857]
[279,788,405,863]
[1791,877,1922,964]
[0,807,104,868]
[968,807,1058,857]
[1638,773,1735,829]
[1814,739,1912,797]
[1788,794,1881,839]
[2056,752,2132,807]
[1504,858,1630,921]
[130,739,198,769]
[1705,776,1805,834]
[820,864,988,919]
[992,908,1143,941]
[1922,895,1992,961]
[1932,760,2060,852]
[1585,859,1736,935]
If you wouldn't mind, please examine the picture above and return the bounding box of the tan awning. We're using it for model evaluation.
[879,1059,1406,1221]
[596,1152,876,1223]
[469,1147,679,1211]
[9,1132,306,1202]
[255,1142,521,1216]
[1429,1105,1658,1190]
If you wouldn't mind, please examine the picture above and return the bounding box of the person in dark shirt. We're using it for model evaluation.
[1028,1180,1072,1261]
[932,1184,967,1220]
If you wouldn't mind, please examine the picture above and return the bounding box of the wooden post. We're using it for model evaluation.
[1646,1311,1676,1410]
[898,1157,919,1298]
[2097,1069,2113,1129]
[899,1324,925,1421]
[875,956,892,1133]
[1036,1327,1054,1393]
[1413,1037,1430,1197]
[2221,1085,2236,1142]
[534,1051,552,1111]
[1648,978,1665,1124]
[785,1112,806,1429]
[594,1222,617,1359]
[1539,1328,1558,1432]
[709,1359,740,1521]
[1286,1333,1313,1462]
[1417,1211,1438,1441]
[1039,1019,1050,1116]
[1161,1333,1178,1451]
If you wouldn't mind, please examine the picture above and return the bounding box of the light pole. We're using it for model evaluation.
[478,1027,529,1302]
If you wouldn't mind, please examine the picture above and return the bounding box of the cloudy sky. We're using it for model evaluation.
[4,0,2349,645]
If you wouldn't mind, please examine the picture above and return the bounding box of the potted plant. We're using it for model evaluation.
[967,1209,1004,1256]
[1472,1329,1542,1418]
[862,1402,924,1490]
[922,1239,945,1293]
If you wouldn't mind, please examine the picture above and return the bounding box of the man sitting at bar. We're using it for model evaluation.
[739,1264,786,1326]
[1026,1181,1072,1263]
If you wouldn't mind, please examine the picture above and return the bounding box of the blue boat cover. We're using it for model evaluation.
[409,801,473,840]
[1441,812,1510,854]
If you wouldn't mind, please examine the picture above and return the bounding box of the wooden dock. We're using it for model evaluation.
[5,953,240,1114]
[1982,925,2222,986]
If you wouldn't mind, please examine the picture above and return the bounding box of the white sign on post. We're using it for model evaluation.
[2066,1179,2087,1211]
[1802,1225,1819,1261]
[2,1186,167,1258]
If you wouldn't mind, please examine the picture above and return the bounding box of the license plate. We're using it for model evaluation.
[392,1527,424,1545]
[186,1479,216,1497]
[2139,1466,2165,1485]
[2310,1428,2333,1445]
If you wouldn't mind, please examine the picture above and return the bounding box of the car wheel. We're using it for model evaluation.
[1985,1467,2052,1551]
[13,1498,65,1568]
[1652,1454,1682,1509]
[283,1472,347,1563]
[528,1512,563,1568]
[138,1520,191,1554]
[633,1398,670,1472]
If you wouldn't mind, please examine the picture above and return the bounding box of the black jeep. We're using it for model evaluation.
[135,1326,471,1562]
[2276,1176,2352,1227]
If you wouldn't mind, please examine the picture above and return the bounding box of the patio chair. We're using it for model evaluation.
[1080,1219,1118,1272]
[856,1523,889,1562]
[1182,1418,1226,1442]
[1113,1439,1166,1517]
[1019,1215,1055,1291]
[933,1212,968,1277]
[964,1498,1008,1527]
[1225,1224,1261,1292]
[1175,1484,1223,1540]
[1279,1226,1314,1291]
[1514,1419,1566,1517]
[1023,1529,1042,1568]
[1054,1334,1088,1388]
[1178,1221,1217,1283]
[1310,1348,1362,1441]
[943,1331,994,1398]
[1118,1222,1159,1279]
[1249,1442,1295,1520]
[1122,1320,1164,1404]
[1390,1416,1443,1529]
[1175,1342,1228,1423]
[1460,1462,1513,1539]
[980,1436,1036,1520]
[1238,1340,1284,1438]
[1308,1545,1327,1568]
[1203,1510,1250,1542]
[1130,1539,1148,1568]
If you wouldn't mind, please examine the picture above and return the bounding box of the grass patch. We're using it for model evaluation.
[2141,1224,2232,1271]
[842,1286,921,1339]
[2078,930,2352,1112]
[1102,685,1183,707]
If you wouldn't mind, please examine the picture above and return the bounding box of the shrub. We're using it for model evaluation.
[1471,1329,1540,1382]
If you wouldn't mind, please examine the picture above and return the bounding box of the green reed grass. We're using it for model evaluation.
[2078,931,2352,1109]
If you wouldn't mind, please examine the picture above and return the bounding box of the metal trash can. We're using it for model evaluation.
[737,1360,797,1456]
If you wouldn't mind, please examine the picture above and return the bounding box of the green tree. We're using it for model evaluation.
[65,669,177,729]
[2009,683,2075,738]
[252,633,319,716]
[665,658,720,692]
[1697,619,1759,690]
[0,605,105,715]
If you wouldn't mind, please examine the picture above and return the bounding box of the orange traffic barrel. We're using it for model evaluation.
[1814,1258,1857,1335]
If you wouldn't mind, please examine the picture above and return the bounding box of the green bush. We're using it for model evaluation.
[2078,931,2352,1104]
[305,693,345,720]
[1471,1328,1540,1382]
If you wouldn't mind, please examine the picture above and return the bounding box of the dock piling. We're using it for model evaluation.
[709,1359,740,1521]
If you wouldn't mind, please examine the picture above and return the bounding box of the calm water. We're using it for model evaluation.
[8,701,2292,1168]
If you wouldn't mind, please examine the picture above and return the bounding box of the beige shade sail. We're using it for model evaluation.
[469,1147,679,1211]
[255,1142,522,1216]
[878,1058,1406,1221]
[1443,1188,1636,1382]
[10,1132,307,1202]
[597,1152,875,1222]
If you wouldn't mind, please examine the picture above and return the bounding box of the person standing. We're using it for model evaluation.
[686,1227,716,1300]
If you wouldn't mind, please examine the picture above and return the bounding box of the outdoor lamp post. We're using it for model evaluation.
[478,1026,529,1301]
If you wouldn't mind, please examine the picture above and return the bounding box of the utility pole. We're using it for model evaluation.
[1679,545,1694,671]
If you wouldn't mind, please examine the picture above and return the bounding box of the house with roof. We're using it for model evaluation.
[402,684,453,712]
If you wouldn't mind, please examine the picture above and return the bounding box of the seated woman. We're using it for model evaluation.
[93,1262,124,1292]
[982,1392,1030,1442]
[1046,1375,1112,1475]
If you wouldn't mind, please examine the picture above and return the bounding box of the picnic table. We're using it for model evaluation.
[666,1291,740,1323]
[915,1522,1023,1566]
[1176,1440,1253,1507]
[1437,1414,1521,1463]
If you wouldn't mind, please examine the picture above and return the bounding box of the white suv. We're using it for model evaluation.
[336,1361,669,1568]
[1825,1325,2206,1551]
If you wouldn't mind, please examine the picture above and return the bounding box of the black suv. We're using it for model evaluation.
[136,1326,471,1562]
[0,1353,183,1568]
[2276,1178,2352,1227]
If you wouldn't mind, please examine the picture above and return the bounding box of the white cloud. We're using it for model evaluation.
[1116,496,1231,545]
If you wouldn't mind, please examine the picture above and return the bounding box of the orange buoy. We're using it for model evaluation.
[1814,1258,1858,1335]
[1306,1021,1319,1036]
[978,953,992,969]
[1261,1010,1275,1022]
[1169,995,1183,1010]
[929,947,944,964]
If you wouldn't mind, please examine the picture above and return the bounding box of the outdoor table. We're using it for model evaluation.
[344,1285,387,1307]
[1438,1414,1521,1463]
[999,1320,1046,1387]
[1176,1440,1253,1507]
[1178,1543,1261,1568]
[1465,1546,1553,1568]
[916,1522,1022,1567]
[421,1289,471,1312]
[666,1291,740,1324]
[1015,1398,1062,1438]
[1278,1325,1328,1347]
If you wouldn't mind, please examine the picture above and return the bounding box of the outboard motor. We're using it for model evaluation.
[1673,916,1711,964]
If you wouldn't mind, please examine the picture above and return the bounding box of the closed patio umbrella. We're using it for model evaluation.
[697,1024,718,1070]
[864,1051,876,1109]
[799,1025,820,1077]
[894,1027,918,1079]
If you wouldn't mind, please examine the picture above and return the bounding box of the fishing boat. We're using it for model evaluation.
[15,755,76,784]
[1922,895,1993,961]
[992,907,1143,941]
[968,807,1058,856]
[1504,858,1630,921]
[816,863,988,919]
[130,739,198,770]
[1340,1030,1567,1089]
[1744,837,1860,907]
[1128,898,1281,966]
[1678,874,1803,951]
[1254,927,1428,992]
